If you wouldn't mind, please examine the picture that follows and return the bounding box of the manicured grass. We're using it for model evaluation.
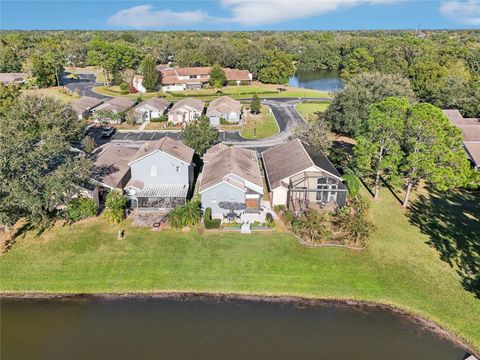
[1,188,479,350]
[22,87,80,103]
[239,105,279,139]
[93,84,331,101]
[295,102,330,119]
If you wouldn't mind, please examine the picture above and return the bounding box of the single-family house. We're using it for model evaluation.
[200,144,263,219]
[91,97,136,124]
[206,96,242,126]
[133,98,171,123]
[132,75,146,93]
[159,66,252,91]
[71,96,104,120]
[443,109,480,169]
[89,143,139,206]
[262,138,347,213]
[168,98,205,124]
[0,72,27,85]
[125,136,195,210]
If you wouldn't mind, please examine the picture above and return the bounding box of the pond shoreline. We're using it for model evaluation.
[2,291,478,357]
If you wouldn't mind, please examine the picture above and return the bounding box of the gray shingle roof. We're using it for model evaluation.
[129,136,194,165]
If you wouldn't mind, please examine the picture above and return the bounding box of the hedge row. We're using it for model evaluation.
[204,207,221,229]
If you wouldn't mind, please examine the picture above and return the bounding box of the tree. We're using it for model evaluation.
[257,49,295,84]
[293,113,333,152]
[400,103,472,207]
[323,72,415,137]
[81,136,97,154]
[0,95,92,228]
[341,48,374,80]
[208,64,227,88]
[336,195,373,245]
[103,190,126,224]
[141,55,159,92]
[250,93,261,114]
[291,210,331,243]
[66,197,97,222]
[167,200,201,229]
[181,117,218,155]
[354,97,410,200]
[0,84,20,117]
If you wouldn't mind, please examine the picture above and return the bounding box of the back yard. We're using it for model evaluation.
[1,187,479,350]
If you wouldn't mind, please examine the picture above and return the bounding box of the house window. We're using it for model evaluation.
[150,165,157,177]
[176,166,180,173]
[316,177,337,202]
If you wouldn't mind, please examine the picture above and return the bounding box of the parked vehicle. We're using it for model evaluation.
[101,126,115,138]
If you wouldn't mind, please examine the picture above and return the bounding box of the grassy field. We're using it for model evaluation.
[94,84,331,101]
[295,102,330,119]
[239,105,279,139]
[22,87,79,103]
[1,187,479,350]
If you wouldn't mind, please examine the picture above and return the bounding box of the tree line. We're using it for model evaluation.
[1,30,478,116]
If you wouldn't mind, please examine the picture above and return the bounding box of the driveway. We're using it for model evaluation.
[61,73,109,99]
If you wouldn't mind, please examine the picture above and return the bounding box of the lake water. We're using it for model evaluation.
[1,297,467,360]
[289,69,344,92]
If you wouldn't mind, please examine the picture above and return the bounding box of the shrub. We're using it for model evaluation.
[265,213,275,227]
[291,210,331,243]
[168,200,202,229]
[240,80,251,86]
[336,195,373,245]
[128,84,138,94]
[67,197,97,222]
[204,207,221,229]
[219,117,231,125]
[119,82,129,91]
[150,115,168,123]
[103,190,126,224]
[228,80,238,86]
[120,90,129,95]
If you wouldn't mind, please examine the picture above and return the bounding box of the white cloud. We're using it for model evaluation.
[440,0,480,25]
[108,5,210,29]
[108,1,399,29]
[221,0,397,26]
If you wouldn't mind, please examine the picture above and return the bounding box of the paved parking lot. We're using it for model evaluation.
[111,131,181,142]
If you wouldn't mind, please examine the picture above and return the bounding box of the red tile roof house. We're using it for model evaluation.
[442,109,480,169]
[91,97,136,124]
[157,66,252,91]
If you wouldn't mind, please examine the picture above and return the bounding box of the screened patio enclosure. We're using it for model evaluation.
[128,184,189,210]
[287,171,347,212]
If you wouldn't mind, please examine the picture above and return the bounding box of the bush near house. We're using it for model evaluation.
[168,200,202,229]
[66,197,97,222]
[204,207,221,229]
[150,115,168,123]
[103,190,126,225]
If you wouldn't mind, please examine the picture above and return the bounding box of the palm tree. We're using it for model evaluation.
[103,190,126,224]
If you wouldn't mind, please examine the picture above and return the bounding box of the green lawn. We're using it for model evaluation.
[295,102,330,119]
[22,87,80,103]
[94,84,331,101]
[1,188,479,350]
[239,105,279,139]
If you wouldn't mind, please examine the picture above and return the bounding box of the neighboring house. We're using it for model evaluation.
[71,96,104,120]
[159,66,252,91]
[91,97,136,124]
[125,136,195,210]
[132,75,146,93]
[0,72,27,85]
[89,143,139,206]
[443,109,480,169]
[206,96,242,126]
[262,138,347,212]
[133,98,171,123]
[200,144,263,219]
[168,98,205,124]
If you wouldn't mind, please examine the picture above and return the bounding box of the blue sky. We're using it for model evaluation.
[1,0,480,30]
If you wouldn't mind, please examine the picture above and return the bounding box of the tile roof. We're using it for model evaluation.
[97,97,136,113]
[159,67,251,85]
[134,97,171,113]
[129,136,194,165]
[262,138,341,190]
[170,98,205,113]
[224,68,251,81]
[200,145,262,192]
[207,96,241,116]
[71,96,104,115]
[90,144,138,189]
[0,72,26,84]
[443,109,480,168]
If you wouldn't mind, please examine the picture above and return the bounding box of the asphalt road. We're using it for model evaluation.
[62,73,108,99]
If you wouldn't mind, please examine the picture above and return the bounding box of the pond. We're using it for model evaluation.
[1,297,468,360]
[289,69,344,92]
